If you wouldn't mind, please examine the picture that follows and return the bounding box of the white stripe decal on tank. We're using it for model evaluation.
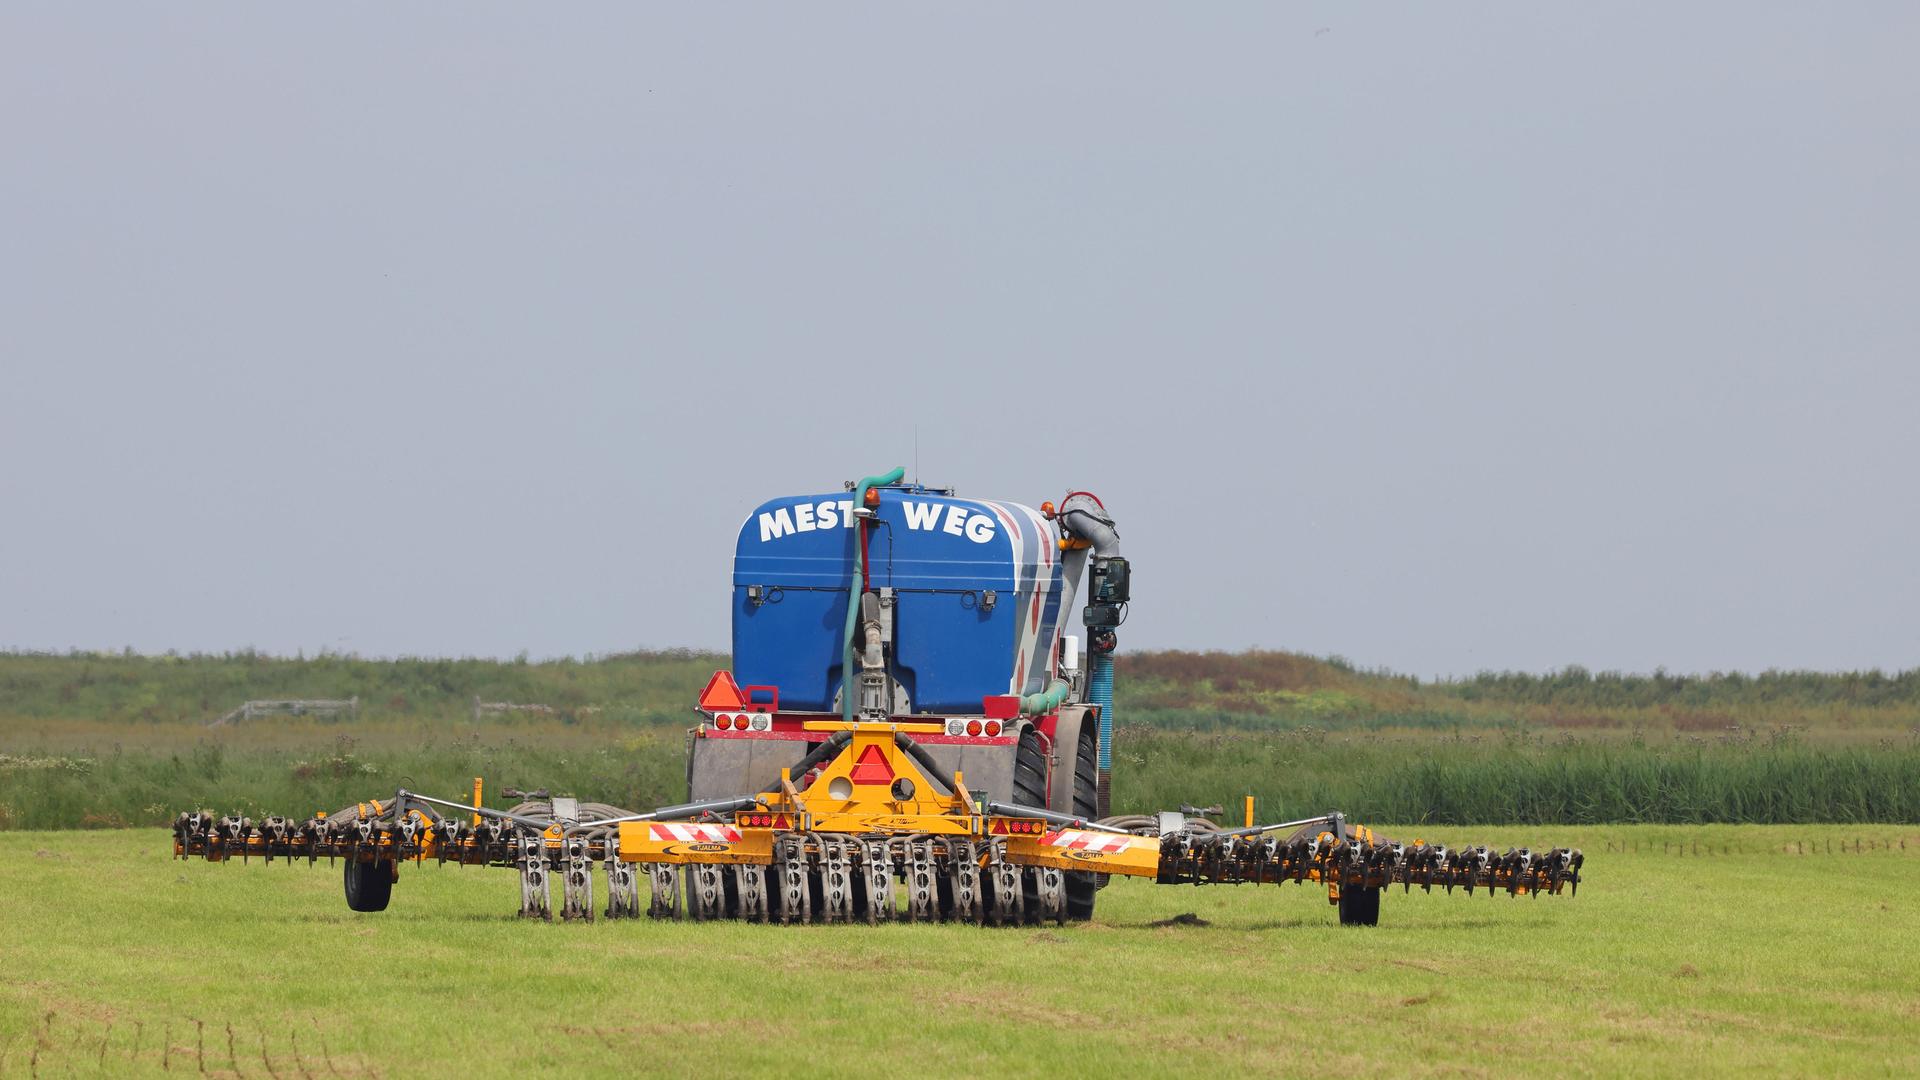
[1018,503,1057,696]
[987,501,1029,695]
[994,503,1054,697]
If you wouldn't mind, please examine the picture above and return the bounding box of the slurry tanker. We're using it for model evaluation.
[174,469,1582,926]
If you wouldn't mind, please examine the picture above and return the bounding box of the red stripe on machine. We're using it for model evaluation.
[1040,829,1133,853]
[649,823,743,843]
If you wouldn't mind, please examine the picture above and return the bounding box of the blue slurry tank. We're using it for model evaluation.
[732,486,1067,715]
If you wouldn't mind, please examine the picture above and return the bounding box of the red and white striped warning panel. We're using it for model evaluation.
[1040,829,1141,853]
[648,823,743,844]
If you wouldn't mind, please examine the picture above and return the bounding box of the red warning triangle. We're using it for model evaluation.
[698,671,746,711]
[771,814,790,830]
[848,744,894,786]
[991,819,1008,835]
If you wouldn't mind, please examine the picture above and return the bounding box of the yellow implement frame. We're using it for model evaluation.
[615,721,1162,877]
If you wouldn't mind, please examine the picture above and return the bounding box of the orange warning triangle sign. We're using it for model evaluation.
[698,671,746,711]
[848,744,894,786]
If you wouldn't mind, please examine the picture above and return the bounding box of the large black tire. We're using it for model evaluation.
[1063,722,1100,920]
[1014,721,1101,921]
[1337,885,1380,926]
[1011,723,1049,917]
[344,858,394,912]
[1012,724,1048,811]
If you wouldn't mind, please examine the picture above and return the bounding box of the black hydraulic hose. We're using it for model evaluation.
[891,733,956,796]
[758,730,853,792]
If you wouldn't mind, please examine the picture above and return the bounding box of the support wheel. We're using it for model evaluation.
[1338,885,1380,926]
[344,858,393,912]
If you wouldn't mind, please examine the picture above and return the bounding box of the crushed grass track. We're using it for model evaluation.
[2,826,1916,1078]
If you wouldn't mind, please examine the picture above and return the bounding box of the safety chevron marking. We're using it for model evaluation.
[1040,829,1139,853]
[649,823,743,843]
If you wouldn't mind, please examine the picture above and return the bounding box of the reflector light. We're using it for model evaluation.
[966,720,983,737]
[698,671,747,712]
[751,714,771,732]
[946,719,965,736]
[849,744,894,786]
[984,720,1002,737]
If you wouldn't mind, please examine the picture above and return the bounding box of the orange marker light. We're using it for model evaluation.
[864,487,881,508]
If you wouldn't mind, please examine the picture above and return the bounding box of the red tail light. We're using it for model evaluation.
[966,720,983,736]
[984,720,1002,737]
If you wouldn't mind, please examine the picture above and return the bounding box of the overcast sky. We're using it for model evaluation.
[2,5,1915,677]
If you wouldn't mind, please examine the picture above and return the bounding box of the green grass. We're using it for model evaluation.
[0,648,720,727]
[7,649,1920,830]
[10,648,1920,734]
[5,724,1917,831]
[1119,726,1920,825]
[3,826,1916,1078]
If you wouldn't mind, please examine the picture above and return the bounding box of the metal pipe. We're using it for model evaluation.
[561,795,763,834]
[395,790,551,830]
[1205,813,1342,840]
[1057,496,1119,559]
[983,800,1132,834]
[841,466,906,723]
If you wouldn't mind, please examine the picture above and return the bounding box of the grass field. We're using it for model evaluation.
[3,826,1916,1078]
[7,649,1919,832]
[7,723,1920,831]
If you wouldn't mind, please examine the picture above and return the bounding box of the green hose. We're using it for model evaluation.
[842,466,906,722]
[1020,679,1069,716]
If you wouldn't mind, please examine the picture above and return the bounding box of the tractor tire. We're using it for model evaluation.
[1012,724,1048,811]
[1015,718,1101,920]
[1337,885,1380,926]
[344,858,394,912]
[1063,722,1100,920]
[1010,724,1052,918]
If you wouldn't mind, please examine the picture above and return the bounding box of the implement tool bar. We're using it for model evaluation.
[395,790,552,830]
[559,796,763,835]
[1207,813,1344,840]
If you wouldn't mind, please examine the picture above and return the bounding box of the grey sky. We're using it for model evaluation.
[3,5,1916,677]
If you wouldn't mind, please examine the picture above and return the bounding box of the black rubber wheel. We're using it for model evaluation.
[1011,728,1046,917]
[1011,724,1048,810]
[344,858,394,912]
[1063,722,1100,920]
[1337,885,1380,926]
